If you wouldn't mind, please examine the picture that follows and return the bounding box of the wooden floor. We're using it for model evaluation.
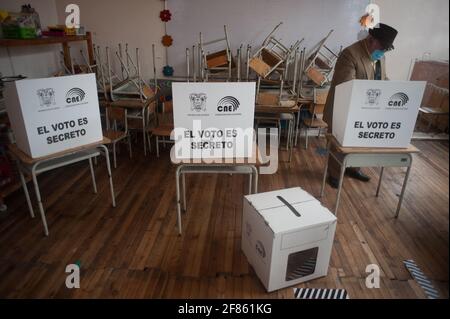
[0,137,448,299]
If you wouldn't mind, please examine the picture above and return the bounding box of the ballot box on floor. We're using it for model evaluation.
[333,79,426,148]
[241,187,337,292]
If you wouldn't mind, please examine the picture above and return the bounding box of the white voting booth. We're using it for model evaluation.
[242,187,337,292]
[5,74,103,158]
[172,82,256,160]
[333,80,426,148]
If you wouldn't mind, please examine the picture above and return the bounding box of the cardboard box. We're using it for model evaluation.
[242,187,337,292]
[333,80,426,148]
[5,74,103,158]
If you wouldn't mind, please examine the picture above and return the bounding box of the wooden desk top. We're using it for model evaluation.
[327,135,420,154]
[0,34,91,47]
[172,145,269,167]
[255,104,301,114]
[8,138,111,165]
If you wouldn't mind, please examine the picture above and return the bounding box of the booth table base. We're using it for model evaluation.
[175,164,258,235]
[320,135,420,217]
[8,139,116,236]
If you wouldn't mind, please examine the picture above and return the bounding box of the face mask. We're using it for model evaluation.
[371,50,385,61]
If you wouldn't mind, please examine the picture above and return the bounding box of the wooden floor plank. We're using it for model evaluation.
[0,139,448,298]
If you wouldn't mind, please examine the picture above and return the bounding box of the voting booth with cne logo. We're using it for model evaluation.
[5,74,103,158]
[333,80,427,148]
[172,82,256,160]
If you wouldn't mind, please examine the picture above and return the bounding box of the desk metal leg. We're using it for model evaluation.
[143,108,147,156]
[288,119,294,163]
[396,156,413,218]
[100,145,116,207]
[294,109,301,147]
[320,140,331,198]
[31,167,49,236]
[175,166,183,235]
[18,167,34,218]
[334,156,347,215]
[156,136,160,158]
[89,158,97,194]
[251,166,258,194]
[248,173,252,195]
[376,167,384,197]
[182,172,187,212]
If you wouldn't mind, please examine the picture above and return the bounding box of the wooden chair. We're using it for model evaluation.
[103,107,132,168]
[418,83,449,133]
[302,88,329,149]
[147,100,174,157]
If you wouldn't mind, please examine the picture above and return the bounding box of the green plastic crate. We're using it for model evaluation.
[2,25,36,39]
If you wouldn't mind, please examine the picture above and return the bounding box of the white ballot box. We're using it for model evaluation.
[333,80,426,148]
[242,187,337,292]
[5,74,103,158]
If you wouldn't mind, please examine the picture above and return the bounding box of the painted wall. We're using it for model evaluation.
[167,0,369,77]
[54,0,166,79]
[0,0,60,78]
[374,0,449,80]
[1,0,448,81]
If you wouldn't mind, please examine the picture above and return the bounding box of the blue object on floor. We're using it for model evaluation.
[404,259,440,299]
[294,288,349,299]
[315,146,328,157]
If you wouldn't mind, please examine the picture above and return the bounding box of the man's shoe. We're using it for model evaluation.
[327,176,339,189]
[346,169,371,182]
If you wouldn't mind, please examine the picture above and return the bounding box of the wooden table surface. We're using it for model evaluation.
[172,145,268,167]
[327,134,420,154]
[8,138,111,165]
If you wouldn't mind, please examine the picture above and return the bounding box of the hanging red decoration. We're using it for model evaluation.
[162,35,173,47]
[160,9,172,22]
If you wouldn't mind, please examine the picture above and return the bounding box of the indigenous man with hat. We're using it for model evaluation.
[323,23,398,188]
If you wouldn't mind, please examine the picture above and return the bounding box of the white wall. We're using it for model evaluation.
[167,0,369,77]
[2,0,448,81]
[374,0,449,80]
[54,0,166,79]
[0,0,60,78]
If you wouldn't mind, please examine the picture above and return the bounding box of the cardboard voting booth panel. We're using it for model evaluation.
[333,80,426,148]
[5,74,103,158]
[172,82,256,159]
[242,187,337,292]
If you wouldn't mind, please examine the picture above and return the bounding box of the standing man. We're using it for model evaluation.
[323,23,398,188]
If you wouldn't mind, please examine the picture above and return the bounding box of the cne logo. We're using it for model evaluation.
[255,240,266,259]
[217,96,240,112]
[388,92,409,108]
[66,88,86,104]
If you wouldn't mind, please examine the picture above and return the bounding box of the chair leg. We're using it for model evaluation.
[147,132,152,154]
[287,120,292,151]
[113,142,117,168]
[128,135,133,159]
[156,136,160,158]
[305,128,309,149]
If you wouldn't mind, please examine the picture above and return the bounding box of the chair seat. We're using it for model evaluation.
[280,113,295,120]
[419,106,449,115]
[110,99,149,108]
[303,118,328,128]
[149,124,173,137]
[103,130,128,142]
[99,99,110,108]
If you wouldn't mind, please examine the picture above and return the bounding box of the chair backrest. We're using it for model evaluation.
[257,92,279,105]
[311,88,329,115]
[106,107,127,131]
[423,83,449,111]
[156,100,174,126]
